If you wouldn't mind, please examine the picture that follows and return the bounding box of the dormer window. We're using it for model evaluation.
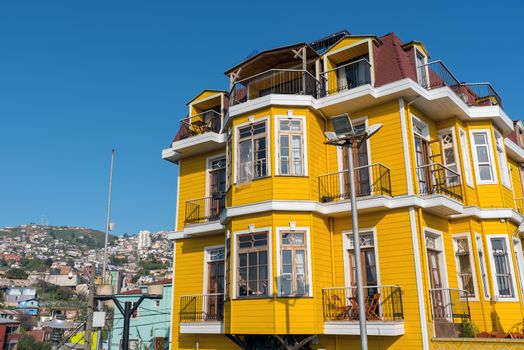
[415,49,428,87]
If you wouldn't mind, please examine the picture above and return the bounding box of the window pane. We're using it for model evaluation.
[474,133,487,145]
[477,145,489,163]
[479,165,492,181]
[239,140,252,181]
[280,120,290,131]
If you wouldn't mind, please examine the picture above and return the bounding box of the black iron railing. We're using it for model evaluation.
[320,59,372,96]
[178,110,221,140]
[180,294,224,322]
[429,288,470,322]
[184,196,225,225]
[318,164,391,203]
[416,163,463,201]
[418,61,503,108]
[230,69,322,106]
[322,286,403,322]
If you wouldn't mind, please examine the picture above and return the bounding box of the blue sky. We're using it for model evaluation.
[0,0,522,235]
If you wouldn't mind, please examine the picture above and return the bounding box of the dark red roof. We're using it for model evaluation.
[119,289,142,295]
[147,279,172,285]
[373,33,418,87]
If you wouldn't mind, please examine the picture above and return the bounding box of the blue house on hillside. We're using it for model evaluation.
[110,280,171,350]
[17,298,39,316]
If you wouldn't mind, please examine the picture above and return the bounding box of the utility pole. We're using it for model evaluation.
[84,265,96,350]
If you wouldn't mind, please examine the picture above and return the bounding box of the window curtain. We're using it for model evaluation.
[292,135,302,175]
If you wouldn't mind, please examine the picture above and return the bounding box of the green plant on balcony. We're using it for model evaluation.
[458,319,479,338]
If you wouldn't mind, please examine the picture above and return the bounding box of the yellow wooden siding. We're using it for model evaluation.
[177,150,225,230]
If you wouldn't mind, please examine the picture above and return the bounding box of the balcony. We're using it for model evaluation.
[179,293,224,334]
[322,285,404,336]
[185,196,225,225]
[320,59,372,96]
[177,111,222,141]
[418,61,503,108]
[416,163,463,202]
[318,164,391,203]
[229,69,322,106]
[429,288,470,338]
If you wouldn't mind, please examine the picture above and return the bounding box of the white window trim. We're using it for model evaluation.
[275,226,313,297]
[486,234,519,302]
[469,129,498,185]
[341,227,380,289]
[438,127,461,175]
[337,116,371,172]
[423,227,450,291]
[459,128,475,188]
[202,245,225,296]
[414,47,429,87]
[494,129,512,189]
[273,115,308,176]
[205,154,226,198]
[474,233,491,300]
[512,238,524,299]
[451,233,479,301]
[232,226,273,299]
[233,116,271,184]
[411,115,430,141]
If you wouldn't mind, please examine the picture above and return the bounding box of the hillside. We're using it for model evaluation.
[0,224,116,250]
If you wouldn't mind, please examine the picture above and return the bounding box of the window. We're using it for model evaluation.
[237,232,269,297]
[278,118,304,176]
[452,235,476,298]
[345,231,378,287]
[226,129,232,189]
[238,121,267,183]
[416,50,428,87]
[488,236,517,299]
[494,130,511,188]
[280,231,308,296]
[459,129,474,187]
[512,238,524,298]
[225,234,231,300]
[470,131,497,184]
[475,234,490,299]
[439,130,460,183]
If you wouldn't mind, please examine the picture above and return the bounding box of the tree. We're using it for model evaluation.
[17,334,51,350]
[5,267,28,279]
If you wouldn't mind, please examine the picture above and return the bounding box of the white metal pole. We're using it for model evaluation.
[347,142,368,349]
[97,149,115,350]
[102,148,115,282]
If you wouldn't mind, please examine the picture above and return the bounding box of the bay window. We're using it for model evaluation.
[279,231,308,296]
[470,130,497,184]
[452,235,476,298]
[488,236,517,300]
[278,118,304,176]
[459,129,474,187]
[494,129,511,188]
[237,232,269,297]
[238,121,267,183]
[475,234,490,299]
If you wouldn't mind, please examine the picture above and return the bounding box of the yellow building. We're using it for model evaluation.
[162,30,524,349]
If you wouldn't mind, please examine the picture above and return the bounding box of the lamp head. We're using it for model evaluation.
[330,114,354,137]
[366,123,383,138]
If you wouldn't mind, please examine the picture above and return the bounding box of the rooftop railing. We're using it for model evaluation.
[180,293,224,323]
[322,285,404,322]
[184,196,225,225]
[229,69,322,106]
[320,59,372,96]
[416,163,463,201]
[318,163,391,203]
[418,61,503,108]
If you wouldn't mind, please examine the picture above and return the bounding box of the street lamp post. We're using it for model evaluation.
[324,114,382,350]
[44,314,75,350]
